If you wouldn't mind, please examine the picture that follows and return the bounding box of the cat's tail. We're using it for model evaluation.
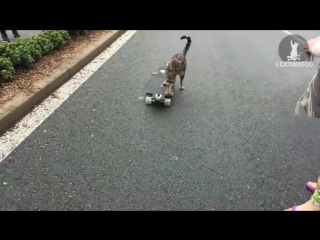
[181,35,191,56]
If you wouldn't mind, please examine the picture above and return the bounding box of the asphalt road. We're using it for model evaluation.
[1,30,42,41]
[1,30,320,211]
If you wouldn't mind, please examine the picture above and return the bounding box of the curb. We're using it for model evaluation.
[0,30,126,135]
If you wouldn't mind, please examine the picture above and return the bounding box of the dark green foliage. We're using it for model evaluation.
[0,30,90,82]
[0,57,15,82]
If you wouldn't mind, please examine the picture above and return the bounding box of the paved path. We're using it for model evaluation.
[1,30,320,210]
[1,30,42,41]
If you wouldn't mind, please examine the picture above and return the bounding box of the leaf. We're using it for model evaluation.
[51,92,60,99]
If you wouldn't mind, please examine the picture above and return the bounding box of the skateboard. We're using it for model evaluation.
[145,68,173,107]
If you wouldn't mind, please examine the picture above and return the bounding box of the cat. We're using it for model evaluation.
[162,35,192,96]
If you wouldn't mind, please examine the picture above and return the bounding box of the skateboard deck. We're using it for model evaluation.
[145,68,173,106]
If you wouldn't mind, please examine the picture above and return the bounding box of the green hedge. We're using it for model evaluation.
[0,30,89,83]
[67,30,88,36]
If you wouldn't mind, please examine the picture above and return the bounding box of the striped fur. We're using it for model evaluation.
[163,35,192,96]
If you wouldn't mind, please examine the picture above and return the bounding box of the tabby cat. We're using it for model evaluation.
[162,35,192,96]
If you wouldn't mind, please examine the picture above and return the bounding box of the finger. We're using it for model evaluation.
[311,41,320,57]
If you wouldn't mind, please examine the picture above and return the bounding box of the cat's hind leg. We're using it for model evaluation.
[179,72,185,90]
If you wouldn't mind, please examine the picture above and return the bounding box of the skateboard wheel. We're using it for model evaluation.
[145,97,152,105]
[164,98,171,107]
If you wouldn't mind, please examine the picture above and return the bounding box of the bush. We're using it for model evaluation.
[59,30,70,41]
[0,57,15,82]
[41,30,65,49]
[0,43,7,56]
[2,30,69,70]
[32,34,54,55]
[67,30,88,36]
[0,30,89,82]
[3,41,35,69]
[14,37,42,61]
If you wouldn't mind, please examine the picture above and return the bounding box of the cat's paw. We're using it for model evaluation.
[165,90,173,97]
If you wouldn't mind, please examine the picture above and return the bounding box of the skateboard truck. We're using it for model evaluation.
[155,93,162,100]
[145,93,171,106]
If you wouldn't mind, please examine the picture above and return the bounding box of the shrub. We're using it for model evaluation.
[14,37,42,61]
[3,41,35,69]
[1,30,69,70]
[41,30,65,49]
[59,30,70,41]
[0,57,15,81]
[67,30,88,36]
[0,43,8,56]
[32,34,54,55]
[0,30,92,82]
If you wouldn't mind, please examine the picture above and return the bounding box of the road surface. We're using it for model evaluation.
[1,30,320,211]
[1,30,42,41]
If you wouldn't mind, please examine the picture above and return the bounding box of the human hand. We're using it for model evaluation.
[304,37,320,57]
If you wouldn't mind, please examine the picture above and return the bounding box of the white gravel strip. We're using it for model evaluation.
[0,30,137,163]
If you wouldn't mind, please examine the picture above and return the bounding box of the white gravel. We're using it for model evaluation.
[0,30,137,163]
